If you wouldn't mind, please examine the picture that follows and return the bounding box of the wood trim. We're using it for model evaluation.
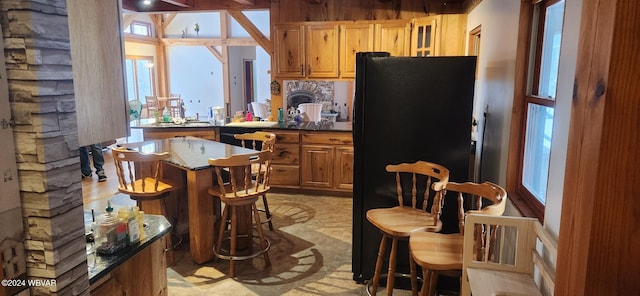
[220,12,231,114]
[506,1,533,213]
[226,10,273,55]
[161,0,191,7]
[161,38,258,46]
[163,14,177,30]
[206,45,223,62]
[555,0,640,294]
[232,0,255,4]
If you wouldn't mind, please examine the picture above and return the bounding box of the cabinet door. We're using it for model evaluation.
[305,24,339,78]
[301,145,334,188]
[411,16,439,57]
[274,25,305,77]
[334,146,354,190]
[374,21,411,57]
[340,24,374,78]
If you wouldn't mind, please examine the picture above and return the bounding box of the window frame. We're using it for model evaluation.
[507,0,564,220]
[125,55,156,106]
[125,21,152,37]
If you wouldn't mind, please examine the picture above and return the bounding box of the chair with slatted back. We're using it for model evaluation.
[234,131,276,230]
[145,96,159,118]
[366,161,449,296]
[166,98,183,118]
[112,146,179,263]
[408,181,507,296]
[207,150,272,277]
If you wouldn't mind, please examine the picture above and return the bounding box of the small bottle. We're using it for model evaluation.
[277,108,284,124]
[341,103,348,121]
[246,110,253,121]
[162,107,171,122]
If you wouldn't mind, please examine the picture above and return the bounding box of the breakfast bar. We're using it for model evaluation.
[120,137,258,264]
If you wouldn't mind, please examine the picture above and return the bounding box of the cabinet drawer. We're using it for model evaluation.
[270,165,300,187]
[301,132,352,145]
[273,143,300,165]
[270,130,300,143]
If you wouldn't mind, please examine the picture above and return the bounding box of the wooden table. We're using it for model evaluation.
[121,136,258,264]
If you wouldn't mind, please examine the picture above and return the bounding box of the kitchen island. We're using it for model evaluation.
[88,214,171,296]
[132,120,353,194]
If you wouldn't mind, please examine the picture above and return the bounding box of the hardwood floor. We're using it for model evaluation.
[82,128,143,213]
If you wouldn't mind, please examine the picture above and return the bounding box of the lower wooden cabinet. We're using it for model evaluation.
[266,130,301,188]
[300,132,354,192]
[301,145,334,189]
[334,146,354,190]
[90,235,168,296]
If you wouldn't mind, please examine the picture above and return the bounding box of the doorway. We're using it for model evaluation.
[243,59,255,113]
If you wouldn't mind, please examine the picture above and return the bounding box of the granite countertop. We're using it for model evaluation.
[86,215,172,283]
[133,119,352,132]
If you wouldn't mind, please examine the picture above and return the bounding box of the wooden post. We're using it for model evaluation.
[556,0,640,294]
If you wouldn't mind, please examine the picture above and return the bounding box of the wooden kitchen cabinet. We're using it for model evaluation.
[301,132,353,192]
[334,146,354,190]
[374,20,411,57]
[339,23,374,78]
[274,24,339,78]
[265,130,301,188]
[301,145,334,188]
[274,25,305,77]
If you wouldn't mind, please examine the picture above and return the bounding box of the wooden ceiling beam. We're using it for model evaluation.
[161,0,191,8]
[226,10,273,56]
[122,0,269,12]
[232,0,255,5]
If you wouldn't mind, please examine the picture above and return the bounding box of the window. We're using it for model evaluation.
[125,56,155,107]
[508,0,565,219]
[124,21,152,37]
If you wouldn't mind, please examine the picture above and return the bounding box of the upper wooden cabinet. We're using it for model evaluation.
[411,14,467,57]
[374,20,411,57]
[273,15,466,79]
[274,24,339,78]
[411,16,438,57]
[339,23,374,78]
[274,25,305,77]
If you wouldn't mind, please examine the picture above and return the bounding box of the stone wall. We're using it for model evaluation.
[1,0,88,295]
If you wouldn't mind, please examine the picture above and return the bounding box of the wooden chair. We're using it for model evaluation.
[166,98,183,118]
[461,214,557,296]
[234,131,277,230]
[207,150,272,277]
[145,95,159,118]
[409,182,507,296]
[366,161,449,296]
[112,146,178,263]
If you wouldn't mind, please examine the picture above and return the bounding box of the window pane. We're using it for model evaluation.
[135,60,153,101]
[132,23,150,36]
[537,0,564,99]
[125,59,136,102]
[522,103,554,204]
[417,27,424,49]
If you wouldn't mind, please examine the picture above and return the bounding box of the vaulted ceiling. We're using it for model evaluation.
[121,0,469,13]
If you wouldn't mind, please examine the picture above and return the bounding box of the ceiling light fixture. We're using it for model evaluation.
[143,0,151,5]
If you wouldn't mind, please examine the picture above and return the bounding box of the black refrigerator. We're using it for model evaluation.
[352,53,476,284]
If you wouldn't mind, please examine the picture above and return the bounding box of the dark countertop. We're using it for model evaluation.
[132,120,352,132]
[86,215,172,284]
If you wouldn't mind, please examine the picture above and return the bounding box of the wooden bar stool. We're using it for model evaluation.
[234,131,276,230]
[112,146,179,264]
[409,182,507,296]
[366,161,449,296]
[207,150,272,277]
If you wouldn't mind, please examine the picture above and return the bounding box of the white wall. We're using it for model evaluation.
[167,46,224,117]
[466,0,520,188]
[467,0,583,237]
[228,46,256,114]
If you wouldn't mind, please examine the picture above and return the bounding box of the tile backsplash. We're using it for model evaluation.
[283,80,354,120]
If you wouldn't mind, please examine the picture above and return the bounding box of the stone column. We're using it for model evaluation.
[1,1,89,295]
